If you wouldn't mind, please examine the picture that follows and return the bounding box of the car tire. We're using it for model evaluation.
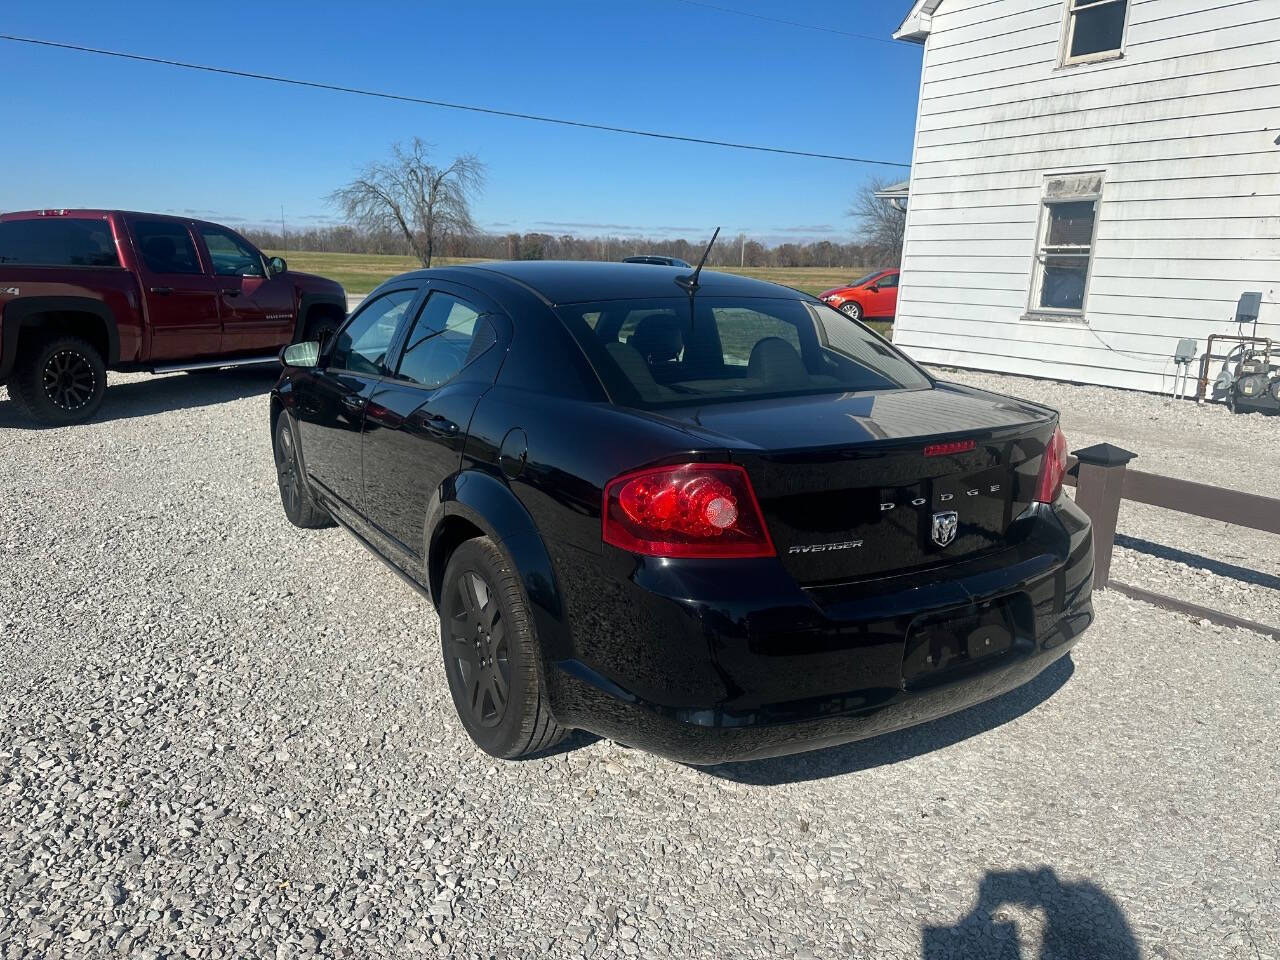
[10,335,107,425]
[439,537,568,759]
[273,415,333,529]
[839,302,864,321]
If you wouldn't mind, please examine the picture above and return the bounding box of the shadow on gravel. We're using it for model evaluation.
[703,656,1074,786]
[921,866,1139,959]
[1115,533,1280,590]
[0,368,278,429]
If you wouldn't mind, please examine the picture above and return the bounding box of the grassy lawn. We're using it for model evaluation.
[272,251,891,336]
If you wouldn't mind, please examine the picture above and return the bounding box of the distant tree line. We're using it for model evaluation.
[243,224,887,269]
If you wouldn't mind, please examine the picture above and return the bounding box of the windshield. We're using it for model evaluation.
[556,296,930,409]
[847,271,882,287]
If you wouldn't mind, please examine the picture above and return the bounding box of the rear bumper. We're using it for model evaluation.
[545,498,1094,764]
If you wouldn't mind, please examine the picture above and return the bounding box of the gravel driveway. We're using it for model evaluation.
[1,370,1277,960]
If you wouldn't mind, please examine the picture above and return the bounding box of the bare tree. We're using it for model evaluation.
[329,138,485,267]
[848,176,907,267]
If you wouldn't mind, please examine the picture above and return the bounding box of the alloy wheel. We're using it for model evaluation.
[41,349,97,411]
[275,424,300,516]
[840,303,863,321]
[447,571,510,728]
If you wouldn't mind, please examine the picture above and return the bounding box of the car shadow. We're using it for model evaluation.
[921,866,1139,959]
[0,367,278,429]
[700,656,1074,786]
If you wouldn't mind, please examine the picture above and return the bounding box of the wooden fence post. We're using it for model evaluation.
[1072,443,1138,588]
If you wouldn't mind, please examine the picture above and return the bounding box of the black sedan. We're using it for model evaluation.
[269,261,1093,763]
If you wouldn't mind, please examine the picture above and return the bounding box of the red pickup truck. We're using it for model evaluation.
[0,209,347,424]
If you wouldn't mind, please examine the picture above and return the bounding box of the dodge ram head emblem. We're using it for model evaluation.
[931,511,958,547]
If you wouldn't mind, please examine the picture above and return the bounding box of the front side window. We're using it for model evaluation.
[556,296,930,409]
[0,218,120,268]
[199,226,265,277]
[133,220,202,275]
[875,272,899,289]
[396,292,496,389]
[329,288,417,375]
[1063,0,1127,64]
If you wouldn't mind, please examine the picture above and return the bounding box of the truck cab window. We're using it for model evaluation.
[133,220,203,275]
[199,227,266,277]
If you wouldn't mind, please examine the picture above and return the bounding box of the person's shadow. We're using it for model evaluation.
[922,867,1140,959]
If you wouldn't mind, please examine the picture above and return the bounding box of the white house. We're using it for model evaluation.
[891,0,1279,393]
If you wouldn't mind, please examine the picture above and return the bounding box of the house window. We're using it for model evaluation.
[1062,0,1127,64]
[1029,174,1103,320]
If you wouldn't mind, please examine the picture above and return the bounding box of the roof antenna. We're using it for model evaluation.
[675,227,720,293]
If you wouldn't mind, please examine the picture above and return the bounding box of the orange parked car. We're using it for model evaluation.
[817,268,899,323]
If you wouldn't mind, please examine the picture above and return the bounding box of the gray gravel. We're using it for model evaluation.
[935,368,1280,632]
[2,369,1279,960]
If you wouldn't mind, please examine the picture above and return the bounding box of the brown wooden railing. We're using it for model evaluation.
[1065,444,1280,641]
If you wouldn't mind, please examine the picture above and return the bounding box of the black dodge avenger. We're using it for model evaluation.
[270,260,1093,763]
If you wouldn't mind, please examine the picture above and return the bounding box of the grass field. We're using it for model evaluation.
[270,250,891,335]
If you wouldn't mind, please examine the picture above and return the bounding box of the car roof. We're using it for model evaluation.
[408,260,806,305]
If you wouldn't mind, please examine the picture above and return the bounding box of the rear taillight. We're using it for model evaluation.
[602,463,775,558]
[1034,426,1068,503]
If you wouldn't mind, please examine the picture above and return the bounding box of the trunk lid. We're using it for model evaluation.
[654,384,1058,585]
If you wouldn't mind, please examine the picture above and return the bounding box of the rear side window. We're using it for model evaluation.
[0,218,120,267]
[556,296,930,408]
[133,220,203,275]
[396,292,497,389]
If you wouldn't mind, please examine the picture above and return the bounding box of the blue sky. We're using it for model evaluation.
[1,1,922,244]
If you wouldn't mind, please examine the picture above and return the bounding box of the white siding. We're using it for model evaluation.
[896,0,1280,393]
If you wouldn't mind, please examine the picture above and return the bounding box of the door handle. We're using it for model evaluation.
[149,286,173,295]
[221,288,241,297]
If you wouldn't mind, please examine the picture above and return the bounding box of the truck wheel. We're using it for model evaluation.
[273,415,333,529]
[304,316,340,351]
[11,336,107,425]
[439,537,568,760]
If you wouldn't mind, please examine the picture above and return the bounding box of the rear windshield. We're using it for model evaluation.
[556,296,930,409]
[0,218,120,267]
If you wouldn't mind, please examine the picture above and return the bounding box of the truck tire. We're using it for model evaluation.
[304,315,340,351]
[11,335,107,425]
[273,415,334,529]
[439,536,568,760]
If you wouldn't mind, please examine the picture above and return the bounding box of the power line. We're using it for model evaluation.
[0,34,910,168]
[665,0,905,46]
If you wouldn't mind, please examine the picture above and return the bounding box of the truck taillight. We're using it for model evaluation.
[602,463,775,558]
[1033,426,1068,503]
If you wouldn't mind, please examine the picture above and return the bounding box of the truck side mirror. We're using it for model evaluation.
[268,256,288,277]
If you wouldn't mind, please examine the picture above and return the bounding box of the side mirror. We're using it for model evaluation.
[280,341,320,369]
[268,256,288,277]
[868,284,880,293]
